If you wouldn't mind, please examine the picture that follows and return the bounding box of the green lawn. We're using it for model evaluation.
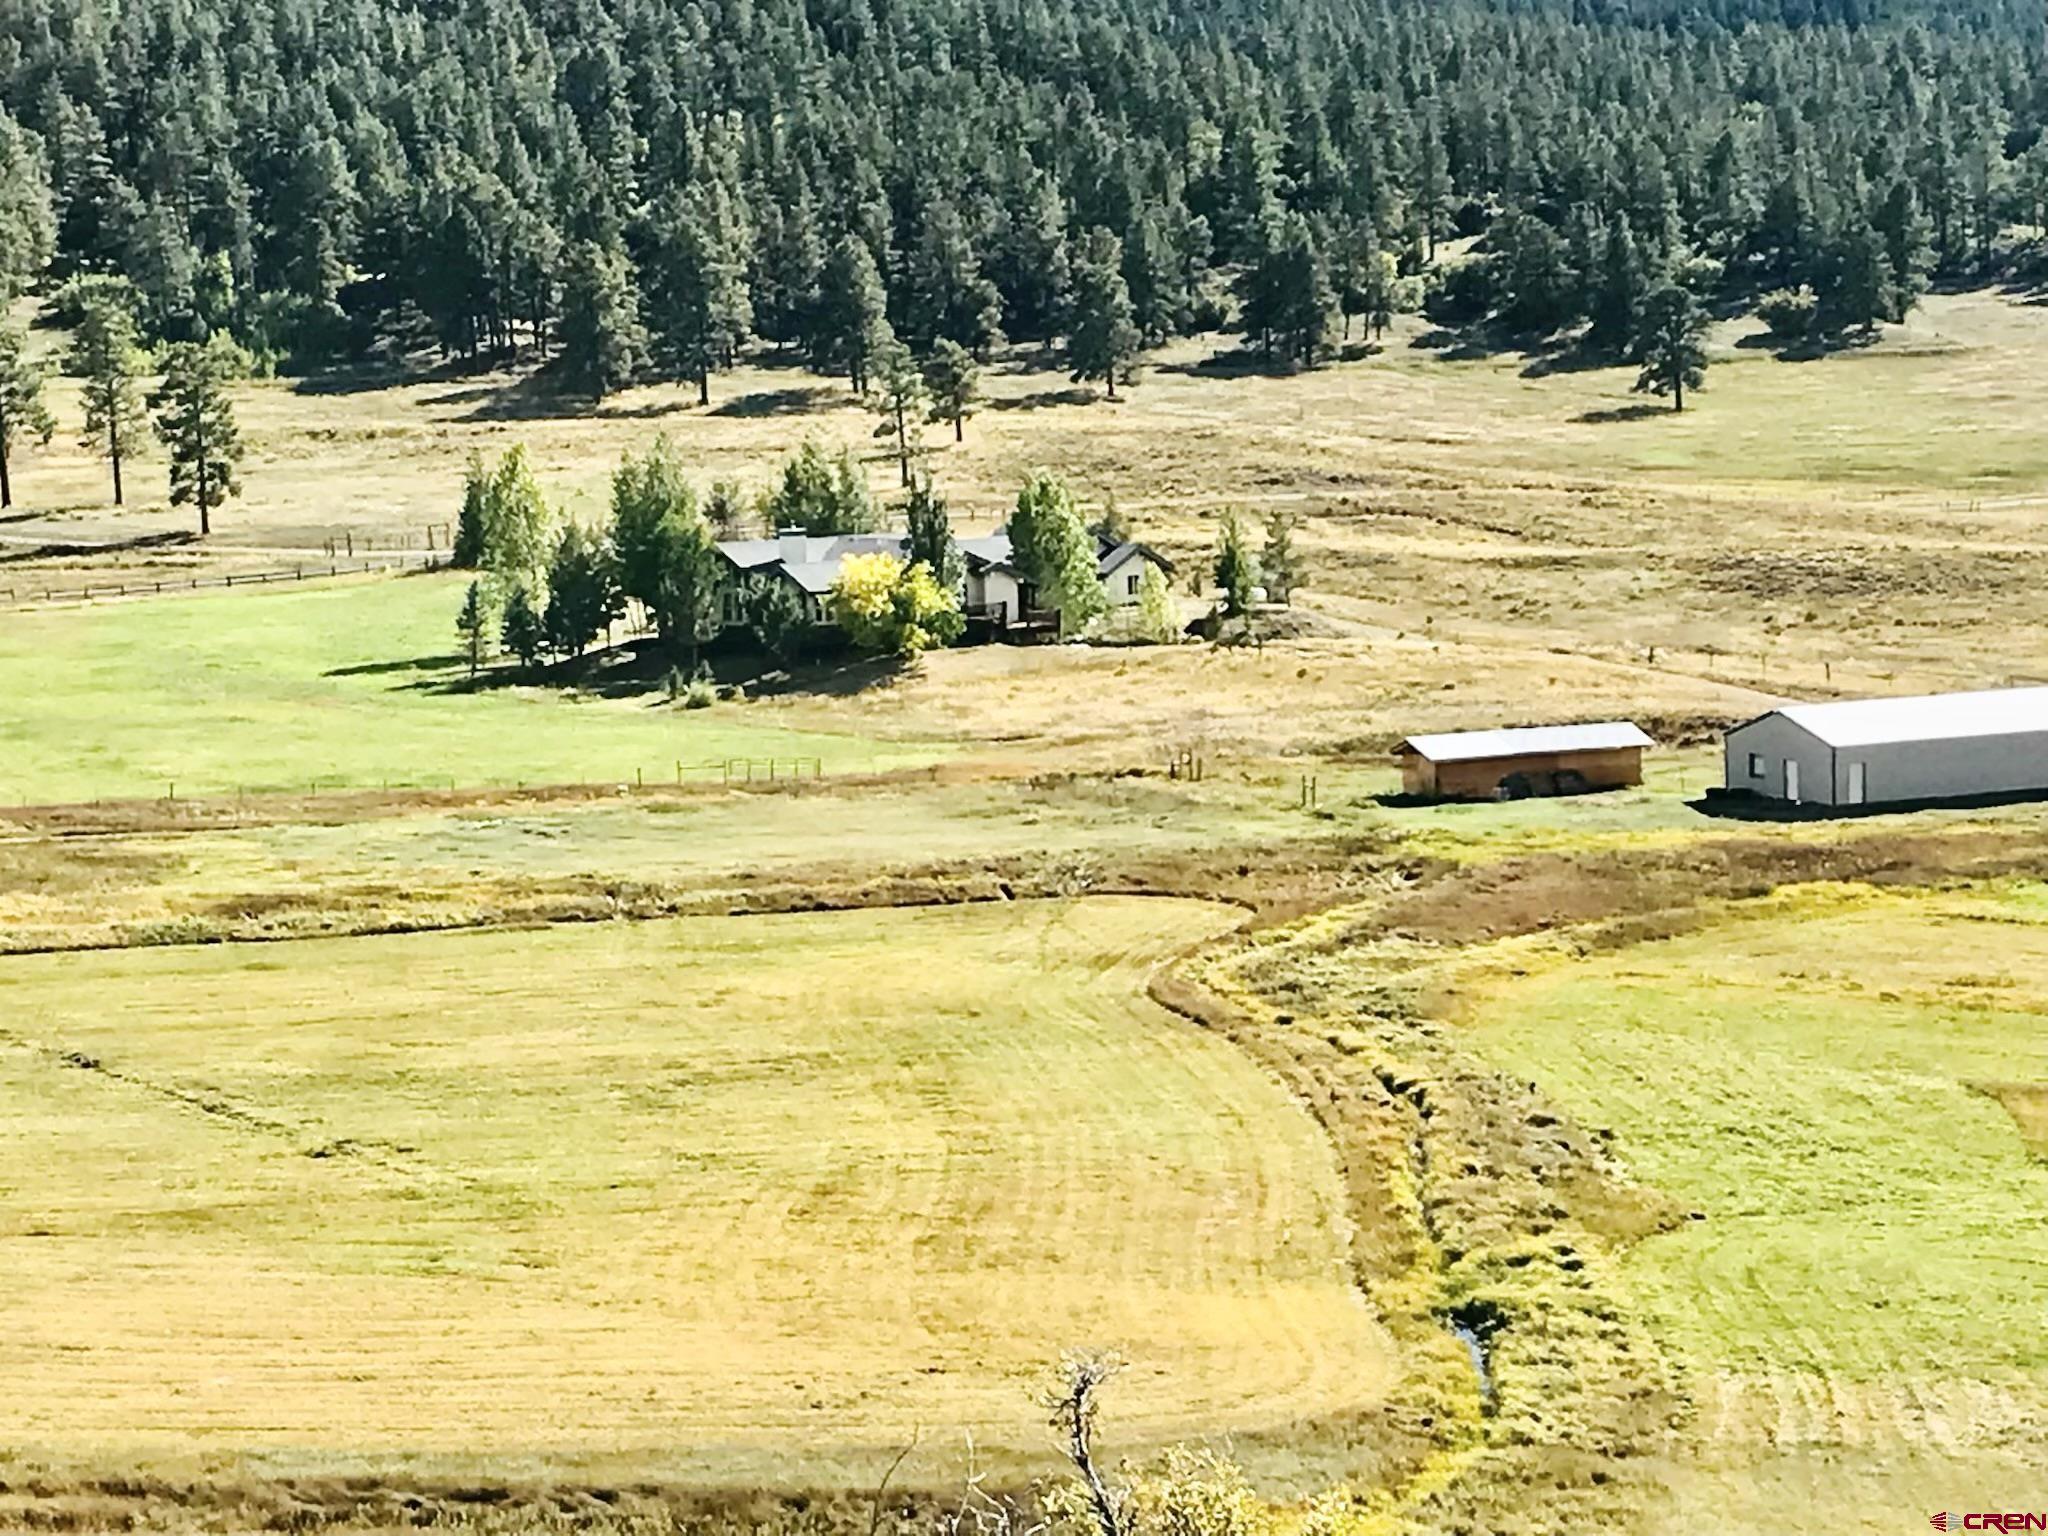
[1462,883,2048,1528]
[0,574,942,802]
[0,897,1391,1484]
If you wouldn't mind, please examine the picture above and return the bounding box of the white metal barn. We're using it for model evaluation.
[1723,686,2048,808]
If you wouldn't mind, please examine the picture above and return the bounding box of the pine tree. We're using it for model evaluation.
[557,239,647,401]
[148,333,246,535]
[991,166,1070,344]
[453,452,489,568]
[1632,285,1710,412]
[0,321,56,510]
[815,234,892,394]
[542,522,624,659]
[643,180,753,405]
[1493,211,1576,337]
[1871,179,1932,319]
[868,338,927,488]
[1587,214,1648,358]
[922,338,981,442]
[905,199,1003,356]
[456,581,494,678]
[1262,509,1303,605]
[1823,220,1893,334]
[501,584,546,670]
[1214,510,1257,617]
[0,111,55,304]
[1067,227,1140,401]
[67,294,146,508]
[905,478,963,591]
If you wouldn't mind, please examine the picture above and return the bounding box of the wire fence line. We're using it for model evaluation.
[4,757,832,813]
[0,553,446,609]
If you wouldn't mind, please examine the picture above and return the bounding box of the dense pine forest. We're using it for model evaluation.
[2,0,2045,394]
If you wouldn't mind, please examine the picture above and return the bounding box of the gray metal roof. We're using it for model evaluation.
[1757,686,2048,748]
[1398,721,1654,763]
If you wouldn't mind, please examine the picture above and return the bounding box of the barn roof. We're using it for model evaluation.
[1397,721,1653,763]
[1753,686,2048,748]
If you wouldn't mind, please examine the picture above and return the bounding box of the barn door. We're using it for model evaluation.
[1784,759,1801,803]
[1846,762,1866,805]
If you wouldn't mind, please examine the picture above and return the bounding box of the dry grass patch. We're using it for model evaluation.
[0,898,1394,1488]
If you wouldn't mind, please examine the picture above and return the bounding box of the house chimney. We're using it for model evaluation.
[777,527,809,564]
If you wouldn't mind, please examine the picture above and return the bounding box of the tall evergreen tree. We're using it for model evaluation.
[0,322,56,510]
[557,240,647,401]
[643,181,752,405]
[922,339,981,442]
[1633,285,1710,412]
[868,338,927,488]
[148,333,246,535]
[67,294,146,507]
[1067,228,1140,401]
[815,234,892,394]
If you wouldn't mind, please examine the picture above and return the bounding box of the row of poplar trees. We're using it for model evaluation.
[1,0,2045,399]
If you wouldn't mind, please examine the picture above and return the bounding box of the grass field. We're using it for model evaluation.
[1461,882,2048,1530]
[0,897,1394,1486]
[0,573,947,803]
[10,289,2048,706]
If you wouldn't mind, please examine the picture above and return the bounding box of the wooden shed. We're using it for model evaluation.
[1395,721,1653,801]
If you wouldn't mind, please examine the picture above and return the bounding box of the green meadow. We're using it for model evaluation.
[0,574,943,802]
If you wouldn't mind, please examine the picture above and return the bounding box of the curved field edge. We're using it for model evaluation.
[1454,882,2048,1531]
[1189,830,2048,1536]
[0,896,1396,1492]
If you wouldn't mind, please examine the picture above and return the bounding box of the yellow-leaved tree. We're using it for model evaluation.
[827,551,964,658]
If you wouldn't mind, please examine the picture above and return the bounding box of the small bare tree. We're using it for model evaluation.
[1045,1352,1131,1536]
[935,1435,1046,1536]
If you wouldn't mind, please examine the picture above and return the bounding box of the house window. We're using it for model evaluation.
[1748,752,1764,778]
[1126,572,1142,595]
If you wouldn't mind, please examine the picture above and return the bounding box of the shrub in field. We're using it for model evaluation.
[1757,285,1819,340]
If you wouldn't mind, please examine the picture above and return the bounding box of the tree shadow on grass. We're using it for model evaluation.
[325,653,466,679]
[397,636,914,701]
[988,386,1099,411]
[0,530,197,564]
[711,384,844,418]
[1573,403,1669,425]
[1154,345,1301,379]
[1733,328,1885,362]
[454,372,690,422]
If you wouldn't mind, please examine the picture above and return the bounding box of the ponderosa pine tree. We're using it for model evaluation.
[1632,285,1710,412]
[1067,228,1140,401]
[642,180,752,405]
[557,239,647,401]
[815,234,891,394]
[922,338,981,442]
[904,199,1002,357]
[868,338,927,488]
[0,321,55,509]
[148,332,246,535]
[905,478,963,591]
[67,293,146,507]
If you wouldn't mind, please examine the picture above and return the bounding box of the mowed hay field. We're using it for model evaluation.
[0,898,1395,1485]
[0,574,946,803]
[1460,883,2048,1532]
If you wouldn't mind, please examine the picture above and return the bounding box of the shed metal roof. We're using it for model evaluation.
[1397,721,1653,763]
[1752,686,2048,748]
